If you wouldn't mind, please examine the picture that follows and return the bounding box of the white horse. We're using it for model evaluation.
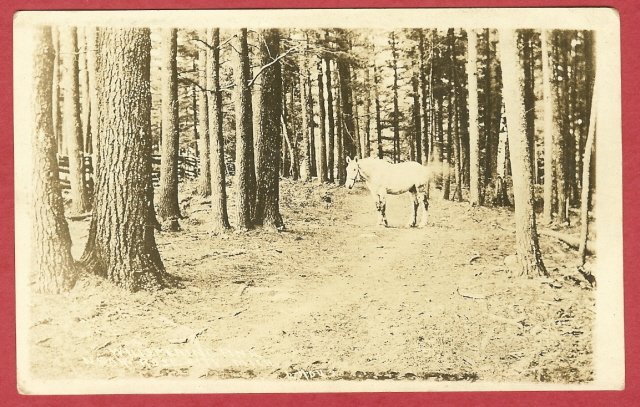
[345,156,434,227]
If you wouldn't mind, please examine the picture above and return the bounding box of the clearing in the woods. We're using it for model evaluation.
[29,180,595,383]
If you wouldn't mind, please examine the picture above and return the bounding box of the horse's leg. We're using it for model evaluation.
[408,187,419,228]
[419,190,429,227]
[379,193,389,227]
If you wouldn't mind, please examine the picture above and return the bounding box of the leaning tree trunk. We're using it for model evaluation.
[316,59,328,182]
[197,38,211,197]
[253,29,285,229]
[207,28,231,232]
[233,28,256,230]
[467,28,481,206]
[157,28,182,227]
[61,26,90,215]
[32,25,77,294]
[498,29,548,278]
[80,27,173,291]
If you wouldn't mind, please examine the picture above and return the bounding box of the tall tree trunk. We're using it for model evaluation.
[197,39,211,197]
[556,31,570,224]
[77,28,91,154]
[254,29,285,230]
[541,30,555,222]
[467,28,481,206]
[337,57,356,160]
[233,28,256,230]
[85,27,99,170]
[498,29,548,278]
[52,27,64,156]
[325,57,335,182]
[579,35,598,266]
[81,27,172,291]
[364,65,372,158]
[412,74,422,163]
[306,55,317,177]
[157,28,181,225]
[32,25,77,294]
[374,62,383,159]
[450,29,463,202]
[390,31,400,163]
[207,28,231,232]
[316,59,328,182]
[299,53,312,182]
[61,26,90,215]
[336,80,345,184]
[419,29,430,165]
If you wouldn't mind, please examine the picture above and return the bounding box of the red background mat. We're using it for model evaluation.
[1,1,637,406]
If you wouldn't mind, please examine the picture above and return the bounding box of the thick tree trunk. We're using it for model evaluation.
[157,28,182,225]
[467,28,481,206]
[555,31,569,224]
[254,29,285,230]
[325,57,335,182]
[32,26,77,294]
[233,28,256,230]
[450,29,463,202]
[197,40,211,197]
[316,59,328,182]
[337,57,356,161]
[207,28,231,232]
[498,29,548,278]
[61,26,90,215]
[81,27,172,291]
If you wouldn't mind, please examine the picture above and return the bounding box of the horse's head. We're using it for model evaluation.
[345,156,360,189]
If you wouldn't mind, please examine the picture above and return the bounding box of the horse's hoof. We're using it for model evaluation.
[408,222,417,228]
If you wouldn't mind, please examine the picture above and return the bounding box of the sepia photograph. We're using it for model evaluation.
[13,8,623,394]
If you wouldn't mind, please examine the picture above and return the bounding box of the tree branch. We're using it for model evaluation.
[247,45,301,87]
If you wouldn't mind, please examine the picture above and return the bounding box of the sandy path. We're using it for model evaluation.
[205,186,483,378]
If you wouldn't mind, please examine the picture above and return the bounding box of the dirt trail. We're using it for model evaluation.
[28,180,595,383]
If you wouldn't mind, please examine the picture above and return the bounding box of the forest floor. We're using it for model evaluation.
[28,178,595,384]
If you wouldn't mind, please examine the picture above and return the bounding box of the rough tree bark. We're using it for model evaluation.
[419,29,430,165]
[32,25,77,294]
[364,65,372,158]
[336,77,345,184]
[206,28,231,232]
[254,29,285,230]
[157,28,182,227]
[61,26,90,215]
[499,29,548,277]
[197,38,211,197]
[467,28,481,206]
[233,28,256,230]
[80,27,173,291]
